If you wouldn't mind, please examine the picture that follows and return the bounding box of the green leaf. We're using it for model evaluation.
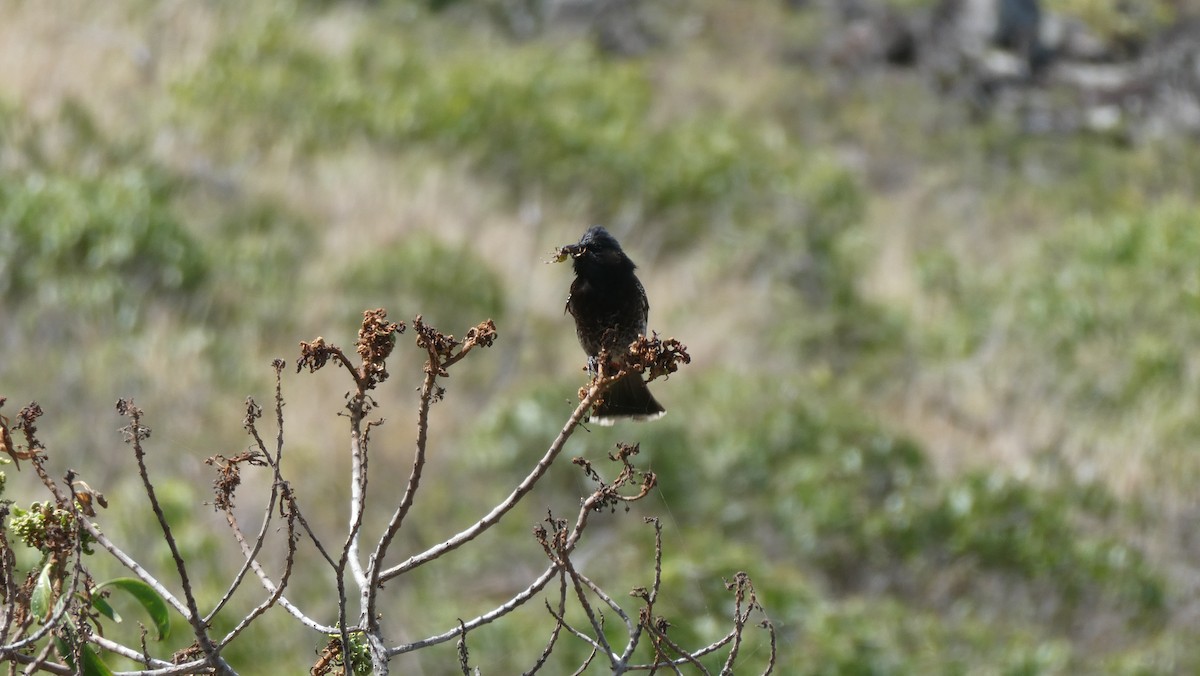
[31,562,53,620]
[54,635,72,666]
[79,643,113,676]
[55,629,114,676]
[90,593,120,623]
[93,578,171,641]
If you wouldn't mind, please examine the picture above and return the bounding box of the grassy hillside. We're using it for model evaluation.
[2,0,1198,672]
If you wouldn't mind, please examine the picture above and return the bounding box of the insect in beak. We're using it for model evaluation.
[551,244,585,262]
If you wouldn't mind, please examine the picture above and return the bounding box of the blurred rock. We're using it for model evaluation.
[828,8,920,69]
[1041,14,1112,63]
[496,0,672,56]
[1133,16,1200,139]
[930,0,1049,80]
[787,0,923,71]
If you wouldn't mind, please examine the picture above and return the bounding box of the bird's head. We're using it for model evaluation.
[553,226,634,273]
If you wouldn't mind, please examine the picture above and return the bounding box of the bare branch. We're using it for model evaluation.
[222,501,337,634]
[759,618,777,676]
[87,634,176,670]
[720,571,757,675]
[524,572,568,676]
[387,562,560,656]
[204,447,272,624]
[207,366,288,624]
[77,520,190,619]
[344,409,370,592]
[365,366,436,625]
[217,487,300,650]
[379,383,601,582]
[116,399,230,674]
[620,517,663,663]
[3,646,71,675]
[544,602,606,656]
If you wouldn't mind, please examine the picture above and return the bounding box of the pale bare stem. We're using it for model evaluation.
[564,559,616,666]
[365,632,390,676]
[219,424,336,573]
[116,400,230,674]
[108,664,212,675]
[339,409,369,674]
[379,385,603,582]
[207,401,280,624]
[240,558,336,634]
[86,653,216,676]
[138,624,151,668]
[720,572,755,675]
[456,619,472,675]
[536,494,636,670]
[12,655,68,675]
[759,618,777,676]
[525,572,569,676]
[574,570,632,629]
[5,557,81,657]
[299,323,407,671]
[206,513,274,624]
[283,500,339,569]
[87,634,177,669]
[222,508,336,634]
[568,647,598,676]
[648,518,664,604]
[206,497,272,623]
[19,641,66,676]
[345,416,369,591]
[545,603,604,654]
[639,620,708,675]
[218,489,299,650]
[77,520,189,618]
[388,564,563,656]
[270,358,287,466]
[0,512,20,645]
[641,610,674,676]
[620,517,663,664]
[627,631,737,670]
[366,369,436,626]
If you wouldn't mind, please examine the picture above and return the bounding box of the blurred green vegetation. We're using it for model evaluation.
[1048,0,1179,47]
[0,166,207,330]
[0,98,313,360]
[340,231,506,330]
[2,0,1198,673]
[174,6,844,254]
[0,104,208,326]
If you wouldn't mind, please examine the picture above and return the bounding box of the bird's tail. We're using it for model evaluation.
[590,374,665,426]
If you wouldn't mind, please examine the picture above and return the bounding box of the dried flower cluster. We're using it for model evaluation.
[627,333,692,382]
[356,308,404,388]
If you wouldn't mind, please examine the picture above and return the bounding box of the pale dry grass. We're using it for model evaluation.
[0,0,218,126]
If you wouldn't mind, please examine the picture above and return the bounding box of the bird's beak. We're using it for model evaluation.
[553,244,584,262]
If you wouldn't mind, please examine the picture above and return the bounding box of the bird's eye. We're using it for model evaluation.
[574,247,586,258]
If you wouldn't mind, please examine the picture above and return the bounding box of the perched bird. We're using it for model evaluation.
[556,226,665,425]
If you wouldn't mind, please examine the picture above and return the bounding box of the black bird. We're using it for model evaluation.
[556,226,665,425]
